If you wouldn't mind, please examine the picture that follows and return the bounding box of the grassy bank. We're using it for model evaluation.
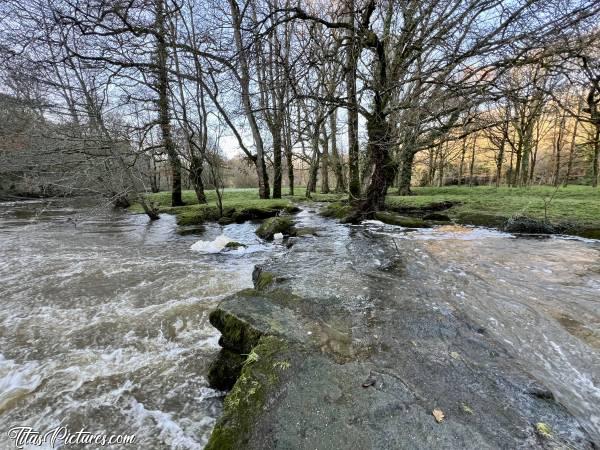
[386,185,600,227]
[130,186,600,235]
[129,189,298,225]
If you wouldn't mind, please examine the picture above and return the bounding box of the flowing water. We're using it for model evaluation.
[1,199,599,447]
[0,199,283,448]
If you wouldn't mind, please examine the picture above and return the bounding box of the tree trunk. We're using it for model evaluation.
[553,112,566,186]
[359,113,397,214]
[458,137,467,185]
[513,140,522,187]
[272,128,283,198]
[592,128,600,188]
[468,134,476,186]
[564,105,581,187]
[284,119,294,196]
[495,137,505,188]
[155,0,183,207]
[306,132,320,196]
[397,146,414,195]
[329,110,345,192]
[190,155,207,204]
[346,2,360,199]
[228,0,270,198]
[320,125,330,194]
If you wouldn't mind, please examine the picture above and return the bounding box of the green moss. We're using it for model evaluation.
[225,241,246,249]
[579,228,600,239]
[205,336,289,450]
[454,212,508,228]
[255,271,275,290]
[209,309,264,354]
[128,188,297,225]
[255,216,295,240]
[374,211,430,228]
[208,348,246,391]
[535,422,552,437]
[320,202,354,219]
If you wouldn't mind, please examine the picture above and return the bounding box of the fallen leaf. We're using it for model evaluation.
[461,403,474,415]
[432,408,445,423]
[450,351,460,360]
[535,422,552,437]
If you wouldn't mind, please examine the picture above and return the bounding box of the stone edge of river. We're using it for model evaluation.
[201,264,595,450]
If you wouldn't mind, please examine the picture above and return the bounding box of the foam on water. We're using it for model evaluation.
[0,199,276,449]
[190,234,236,253]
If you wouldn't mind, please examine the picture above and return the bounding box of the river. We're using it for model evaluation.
[0,199,599,447]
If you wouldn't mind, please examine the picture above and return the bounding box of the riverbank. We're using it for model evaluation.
[129,189,299,225]
[388,186,600,231]
[130,186,600,238]
[326,185,600,238]
[203,208,598,449]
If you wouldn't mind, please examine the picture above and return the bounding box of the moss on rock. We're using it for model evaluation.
[575,228,600,240]
[255,216,295,240]
[503,216,556,234]
[224,241,246,250]
[375,211,430,228]
[209,308,265,354]
[205,336,289,450]
[320,202,354,220]
[208,348,246,391]
[255,271,275,290]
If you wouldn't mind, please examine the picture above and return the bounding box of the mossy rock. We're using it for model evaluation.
[255,271,275,290]
[209,308,265,354]
[175,206,220,225]
[575,228,600,240]
[320,202,354,219]
[423,212,451,221]
[255,216,295,240]
[375,211,430,228]
[503,216,555,234]
[208,348,246,391]
[224,241,246,250]
[218,216,236,225]
[176,225,206,236]
[205,336,290,450]
[454,212,508,228]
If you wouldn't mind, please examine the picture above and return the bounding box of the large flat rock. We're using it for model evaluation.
[205,284,593,449]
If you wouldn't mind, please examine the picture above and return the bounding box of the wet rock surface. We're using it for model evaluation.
[256,216,296,240]
[206,208,597,450]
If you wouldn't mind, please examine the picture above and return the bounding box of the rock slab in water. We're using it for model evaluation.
[256,216,296,240]
[205,286,594,449]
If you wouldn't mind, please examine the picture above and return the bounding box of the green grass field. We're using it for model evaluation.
[387,185,600,226]
[131,185,600,229]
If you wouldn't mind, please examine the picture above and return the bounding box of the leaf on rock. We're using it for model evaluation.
[535,422,552,437]
[432,408,445,423]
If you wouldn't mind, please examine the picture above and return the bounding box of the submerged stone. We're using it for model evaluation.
[294,227,319,237]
